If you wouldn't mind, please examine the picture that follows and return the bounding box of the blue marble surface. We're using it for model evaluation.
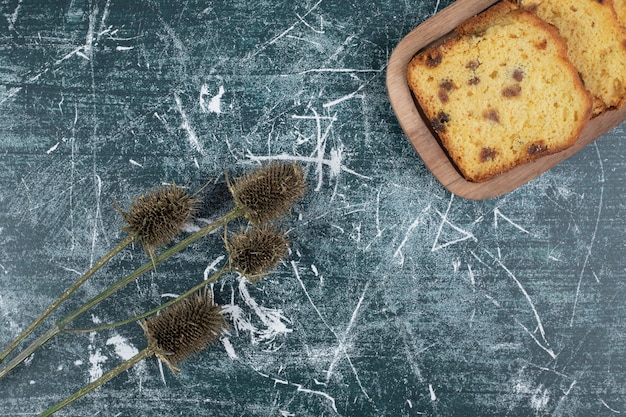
[1,0,625,416]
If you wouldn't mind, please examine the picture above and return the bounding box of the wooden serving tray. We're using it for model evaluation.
[387,0,626,200]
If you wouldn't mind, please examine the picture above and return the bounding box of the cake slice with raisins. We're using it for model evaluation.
[518,0,626,116]
[407,2,592,182]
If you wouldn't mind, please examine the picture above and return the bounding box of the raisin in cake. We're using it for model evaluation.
[519,0,626,115]
[407,4,592,182]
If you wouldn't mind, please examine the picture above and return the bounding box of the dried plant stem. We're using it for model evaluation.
[0,235,135,364]
[63,266,231,334]
[0,207,243,380]
[37,348,153,417]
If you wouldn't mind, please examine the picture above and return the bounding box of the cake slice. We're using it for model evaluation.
[407,4,592,182]
[518,0,626,115]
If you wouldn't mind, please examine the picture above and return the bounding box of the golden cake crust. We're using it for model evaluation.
[407,5,592,182]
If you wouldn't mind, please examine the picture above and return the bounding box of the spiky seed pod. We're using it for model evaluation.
[120,184,199,256]
[226,226,290,283]
[228,162,307,225]
[140,292,228,373]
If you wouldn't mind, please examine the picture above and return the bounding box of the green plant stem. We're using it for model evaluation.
[63,266,231,334]
[37,348,152,417]
[0,235,135,364]
[0,326,61,379]
[0,206,243,380]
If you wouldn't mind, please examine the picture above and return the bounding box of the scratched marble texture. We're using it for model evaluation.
[1,0,625,416]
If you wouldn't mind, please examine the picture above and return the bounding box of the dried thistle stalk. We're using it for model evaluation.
[38,293,228,416]
[140,291,228,373]
[120,184,199,256]
[2,163,308,381]
[226,226,289,283]
[228,162,307,225]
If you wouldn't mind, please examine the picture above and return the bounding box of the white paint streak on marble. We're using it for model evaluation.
[467,264,476,288]
[221,278,291,345]
[160,293,179,299]
[200,84,225,114]
[563,380,577,396]
[433,0,442,15]
[401,328,435,388]
[285,34,322,48]
[600,399,621,414]
[292,260,336,335]
[248,107,371,190]
[517,320,556,359]
[82,0,111,60]
[453,259,461,272]
[6,0,23,31]
[292,68,383,76]
[252,366,339,413]
[238,277,292,342]
[429,384,437,402]
[292,261,373,404]
[592,271,600,283]
[106,334,139,361]
[432,194,477,252]
[308,106,336,191]
[530,386,550,412]
[157,357,166,386]
[203,255,226,280]
[296,11,324,33]
[88,335,108,382]
[488,252,548,344]
[97,0,112,41]
[322,85,364,108]
[394,203,431,266]
[174,93,206,156]
[89,174,103,267]
[222,303,256,340]
[494,207,530,234]
[294,384,338,413]
[325,280,369,380]
[84,2,100,57]
[46,142,60,154]
[364,186,387,251]
[292,114,337,121]
[222,337,238,359]
[247,0,324,59]
[571,143,604,327]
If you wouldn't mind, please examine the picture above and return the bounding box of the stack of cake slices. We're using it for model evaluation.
[407,0,626,182]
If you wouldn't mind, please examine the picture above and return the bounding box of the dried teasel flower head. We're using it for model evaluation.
[228,162,307,225]
[226,226,290,283]
[140,292,228,373]
[119,184,199,256]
